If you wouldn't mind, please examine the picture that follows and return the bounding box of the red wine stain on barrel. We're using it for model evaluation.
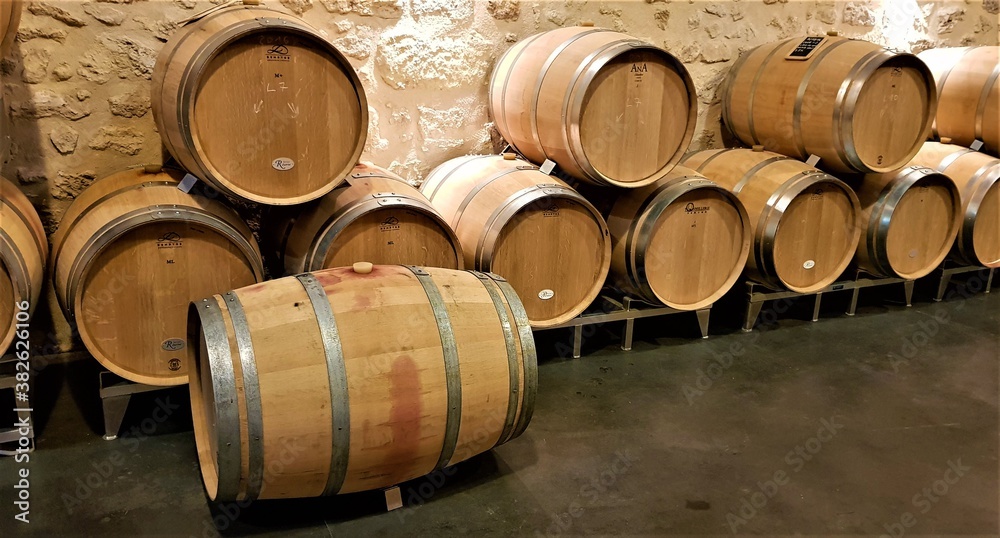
[387,355,422,484]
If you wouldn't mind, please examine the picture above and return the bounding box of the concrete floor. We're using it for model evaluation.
[2,276,998,537]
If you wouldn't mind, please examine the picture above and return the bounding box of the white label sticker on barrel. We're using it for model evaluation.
[803,260,815,270]
[538,289,555,300]
[272,157,295,171]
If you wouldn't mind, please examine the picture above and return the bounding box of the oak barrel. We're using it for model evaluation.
[188,264,537,501]
[151,5,367,205]
[420,154,611,327]
[910,142,1000,267]
[853,166,961,279]
[606,166,751,309]
[684,148,861,293]
[919,46,1000,156]
[0,0,21,59]
[272,163,463,275]
[50,167,264,385]
[489,26,696,187]
[722,35,936,174]
[0,176,45,353]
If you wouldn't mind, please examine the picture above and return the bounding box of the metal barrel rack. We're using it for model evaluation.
[534,292,711,359]
[742,270,915,332]
[933,262,994,301]
[99,371,170,441]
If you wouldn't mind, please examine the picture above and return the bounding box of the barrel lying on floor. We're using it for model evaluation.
[187,264,537,501]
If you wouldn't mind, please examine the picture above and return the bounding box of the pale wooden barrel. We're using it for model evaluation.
[0,0,21,59]
[272,163,463,275]
[853,166,961,279]
[919,47,1000,156]
[684,148,862,293]
[605,166,751,309]
[187,264,536,501]
[910,142,1000,268]
[420,154,611,327]
[489,26,696,187]
[50,167,264,385]
[0,176,46,353]
[151,5,367,205]
[723,35,936,174]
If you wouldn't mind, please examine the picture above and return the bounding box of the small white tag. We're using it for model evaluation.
[971,140,984,152]
[177,173,198,193]
[539,159,557,175]
[538,289,554,300]
[803,260,815,270]
[805,154,821,167]
[272,157,295,171]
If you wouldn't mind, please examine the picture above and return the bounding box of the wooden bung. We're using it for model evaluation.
[151,5,368,205]
[187,265,537,501]
[0,177,46,354]
[604,165,751,309]
[50,168,264,385]
[918,46,1000,156]
[909,141,1000,268]
[490,27,697,188]
[684,149,862,293]
[420,155,611,328]
[267,163,463,276]
[723,35,936,174]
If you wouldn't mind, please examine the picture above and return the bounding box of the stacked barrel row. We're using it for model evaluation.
[14,4,536,503]
[718,34,999,285]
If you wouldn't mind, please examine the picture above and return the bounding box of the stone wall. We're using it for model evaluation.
[1,0,998,352]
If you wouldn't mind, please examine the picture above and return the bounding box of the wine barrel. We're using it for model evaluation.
[0,0,21,59]
[918,46,1000,156]
[50,167,264,385]
[684,148,861,293]
[605,166,751,309]
[272,163,463,275]
[188,264,536,501]
[420,154,611,327]
[151,5,367,205]
[489,26,696,187]
[910,142,1000,268]
[853,166,961,279]
[0,176,45,353]
[722,35,936,174]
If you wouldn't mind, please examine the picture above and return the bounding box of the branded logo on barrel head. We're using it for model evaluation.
[811,188,824,199]
[543,204,560,217]
[167,358,182,371]
[157,231,182,249]
[631,63,647,72]
[162,338,185,352]
[266,45,291,62]
[685,202,710,214]
[379,215,400,231]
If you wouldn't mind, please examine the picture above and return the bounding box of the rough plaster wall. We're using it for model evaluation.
[1,0,997,352]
